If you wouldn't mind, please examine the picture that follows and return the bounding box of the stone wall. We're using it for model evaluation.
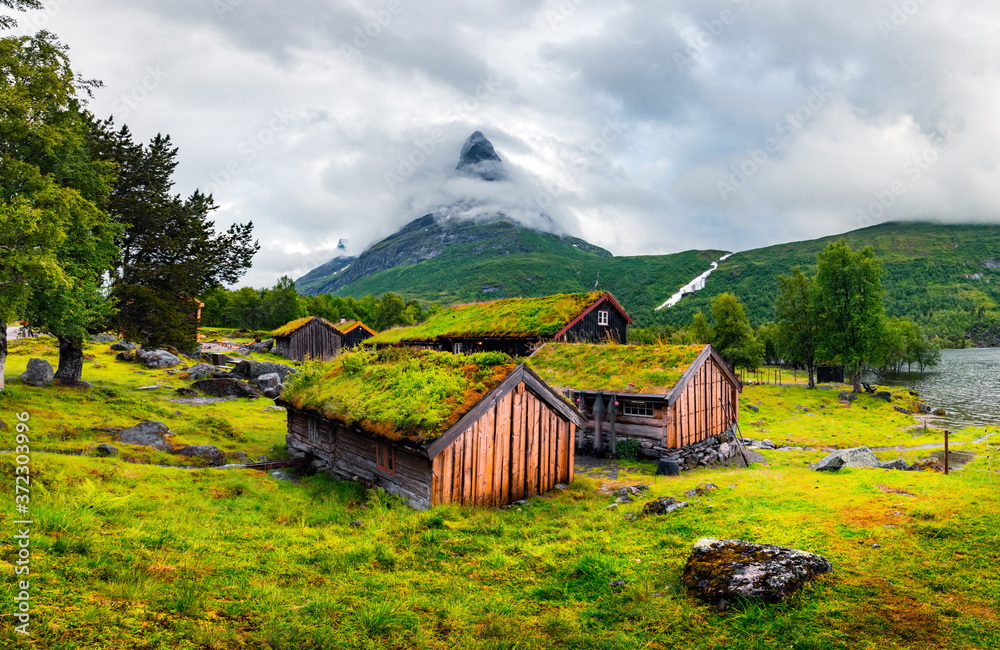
[579,425,740,472]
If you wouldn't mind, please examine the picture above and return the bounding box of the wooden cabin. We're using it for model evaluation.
[272,316,343,361]
[527,343,742,459]
[335,319,377,348]
[367,291,631,356]
[277,348,585,509]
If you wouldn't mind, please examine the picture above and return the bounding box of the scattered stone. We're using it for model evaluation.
[605,503,619,511]
[914,403,931,414]
[256,372,282,391]
[116,420,174,453]
[20,359,54,387]
[615,495,631,504]
[174,444,226,466]
[135,349,182,369]
[681,538,833,605]
[110,342,136,352]
[909,457,945,473]
[136,385,168,391]
[838,391,858,402]
[225,451,249,462]
[931,408,946,416]
[350,520,363,527]
[183,363,217,380]
[684,483,719,498]
[812,447,880,471]
[175,387,199,397]
[760,439,775,450]
[871,543,881,549]
[609,580,626,591]
[893,406,913,415]
[555,483,568,490]
[260,406,286,413]
[246,338,274,353]
[745,403,759,412]
[190,378,262,399]
[878,459,910,471]
[116,351,135,362]
[642,496,689,516]
[0,420,6,431]
[513,500,529,506]
[873,391,892,402]
[91,333,117,343]
[95,443,118,456]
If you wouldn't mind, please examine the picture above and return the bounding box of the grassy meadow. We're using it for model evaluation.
[2,336,999,649]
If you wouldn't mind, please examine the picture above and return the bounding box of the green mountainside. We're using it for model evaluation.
[296,215,724,327]
[656,222,1000,341]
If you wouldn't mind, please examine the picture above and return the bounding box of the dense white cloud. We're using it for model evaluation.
[10,0,1000,286]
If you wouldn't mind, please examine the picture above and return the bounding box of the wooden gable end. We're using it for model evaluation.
[554,293,632,344]
[664,345,741,449]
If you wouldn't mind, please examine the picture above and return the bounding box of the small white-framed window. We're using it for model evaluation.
[623,401,655,417]
[308,417,320,442]
[454,342,463,354]
[597,310,609,326]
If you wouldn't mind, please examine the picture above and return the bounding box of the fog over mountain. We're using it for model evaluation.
[16,0,1000,287]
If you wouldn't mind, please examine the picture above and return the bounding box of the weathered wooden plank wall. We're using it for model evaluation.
[667,357,738,448]
[277,320,342,361]
[429,382,574,507]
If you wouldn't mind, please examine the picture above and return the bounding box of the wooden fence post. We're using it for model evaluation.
[944,430,949,476]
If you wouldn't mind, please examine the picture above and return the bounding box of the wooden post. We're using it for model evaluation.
[594,392,604,455]
[944,430,949,476]
[608,395,617,457]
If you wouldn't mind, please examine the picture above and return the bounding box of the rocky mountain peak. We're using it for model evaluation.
[456,131,506,181]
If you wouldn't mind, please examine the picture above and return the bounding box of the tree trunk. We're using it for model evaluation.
[806,361,815,389]
[54,335,84,385]
[851,367,863,393]
[0,319,7,393]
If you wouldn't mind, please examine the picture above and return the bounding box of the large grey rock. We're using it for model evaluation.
[812,446,880,471]
[190,378,261,399]
[183,363,216,380]
[642,496,689,516]
[247,338,274,353]
[873,391,892,402]
[174,444,226,466]
[682,538,832,604]
[136,349,182,369]
[263,383,285,399]
[91,333,117,344]
[838,391,858,402]
[116,421,174,452]
[231,360,295,382]
[20,358,54,387]
[878,459,910,471]
[255,372,282,391]
[110,342,136,352]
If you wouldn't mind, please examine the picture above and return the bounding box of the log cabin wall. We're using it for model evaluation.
[429,382,575,507]
[576,396,668,451]
[285,409,434,509]
[560,302,628,344]
[276,319,343,361]
[668,356,738,449]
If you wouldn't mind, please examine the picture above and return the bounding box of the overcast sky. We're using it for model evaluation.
[10,0,1000,287]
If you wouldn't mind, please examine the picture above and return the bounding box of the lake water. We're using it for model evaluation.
[873,348,1000,429]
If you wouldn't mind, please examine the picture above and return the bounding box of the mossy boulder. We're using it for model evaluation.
[811,446,880,471]
[681,538,832,605]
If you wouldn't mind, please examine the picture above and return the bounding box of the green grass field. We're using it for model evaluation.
[1,338,998,649]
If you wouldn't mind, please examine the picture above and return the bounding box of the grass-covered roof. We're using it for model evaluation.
[337,320,376,336]
[369,292,607,344]
[281,348,516,444]
[272,316,336,338]
[526,342,706,394]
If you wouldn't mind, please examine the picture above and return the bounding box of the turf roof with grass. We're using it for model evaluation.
[526,342,706,394]
[281,347,516,444]
[271,316,336,338]
[368,291,608,344]
[336,320,376,336]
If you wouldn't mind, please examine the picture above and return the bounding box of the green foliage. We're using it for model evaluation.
[89,121,259,350]
[283,348,516,441]
[774,266,819,386]
[370,292,605,343]
[527,342,705,393]
[693,293,763,371]
[616,437,641,461]
[814,240,887,390]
